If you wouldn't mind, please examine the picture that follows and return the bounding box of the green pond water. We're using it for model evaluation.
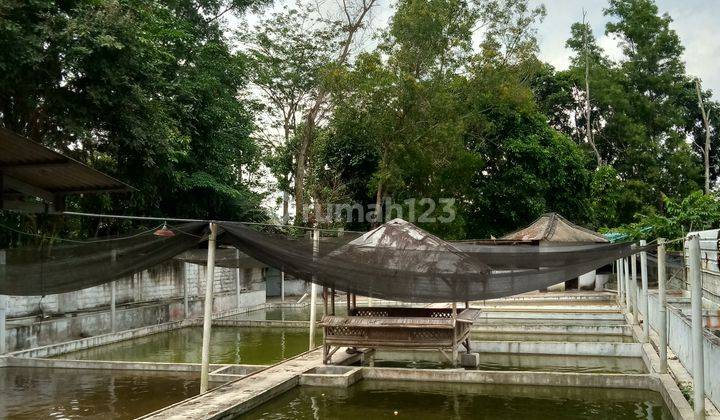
[470,332,634,343]
[0,367,199,419]
[240,380,671,419]
[57,327,321,365]
[368,353,647,374]
[225,305,346,321]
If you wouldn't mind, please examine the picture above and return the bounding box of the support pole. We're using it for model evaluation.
[451,302,458,367]
[631,251,639,325]
[200,223,218,394]
[110,250,117,333]
[688,234,705,418]
[280,271,285,302]
[331,288,335,315]
[309,228,319,350]
[616,259,623,305]
[183,268,189,319]
[658,238,668,374]
[624,258,631,311]
[235,249,241,310]
[0,249,6,355]
[640,240,649,343]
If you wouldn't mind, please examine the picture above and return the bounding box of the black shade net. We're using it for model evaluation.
[0,222,206,295]
[1,217,649,301]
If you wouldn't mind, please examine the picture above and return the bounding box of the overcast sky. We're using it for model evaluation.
[240,0,718,98]
[532,0,719,99]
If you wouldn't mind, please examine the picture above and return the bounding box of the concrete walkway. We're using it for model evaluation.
[140,348,330,419]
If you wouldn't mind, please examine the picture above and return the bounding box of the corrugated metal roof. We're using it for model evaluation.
[0,127,133,197]
[501,213,608,243]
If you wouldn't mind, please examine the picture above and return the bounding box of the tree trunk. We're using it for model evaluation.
[373,181,383,228]
[695,79,711,194]
[583,10,602,168]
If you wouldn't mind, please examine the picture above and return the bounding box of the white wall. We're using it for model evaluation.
[645,292,720,410]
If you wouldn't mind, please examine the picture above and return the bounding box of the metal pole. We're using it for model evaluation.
[624,258,630,311]
[235,249,241,310]
[631,251,639,325]
[200,223,218,394]
[451,302,458,366]
[110,250,117,333]
[688,234,705,418]
[658,238,668,374]
[640,240,649,343]
[183,268,189,319]
[280,271,285,302]
[309,228,319,350]
[0,250,6,354]
[619,259,625,305]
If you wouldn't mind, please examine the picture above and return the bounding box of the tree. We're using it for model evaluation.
[293,0,377,225]
[0,0,267,225]
[243,6,341,222]
[695,78,714,194]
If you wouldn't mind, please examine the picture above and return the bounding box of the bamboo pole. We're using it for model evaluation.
[640,240,649,343]
[688,234,705,418]
[657,238,668,374]
[200,223,217,394]
[309,228,319,350]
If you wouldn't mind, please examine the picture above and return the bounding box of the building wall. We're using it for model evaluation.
[2,261,267,352]
[645,292,720,410]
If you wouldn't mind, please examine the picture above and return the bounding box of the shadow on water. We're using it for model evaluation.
[0,367,199,419]
[56,327,322,365]
[240,379,672,420]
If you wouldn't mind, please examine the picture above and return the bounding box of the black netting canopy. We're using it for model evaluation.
[1,218,645,301]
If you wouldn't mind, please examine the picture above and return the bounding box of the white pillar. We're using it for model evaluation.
[624,258,630,311]
[640,240,649,343]
[616,260,623,304]
[658,238,668,374]
[631,251,639,325]
[235,249,241,310]
[688,234,705,418]
[280,271,285,302]
[0,249,6,355]
[619,259,625,305]
[184,270,189,319]
[309,228,319,350]
[200,223,218,394]
[110,250,117,333]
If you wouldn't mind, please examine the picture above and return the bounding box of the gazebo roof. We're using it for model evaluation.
[501,213,608,243]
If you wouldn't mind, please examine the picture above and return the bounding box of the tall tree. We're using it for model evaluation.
[0,0,267,223]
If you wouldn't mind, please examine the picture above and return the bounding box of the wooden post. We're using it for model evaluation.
[200,223,218,394]
[322,286,328,316]
[110,250,117,333]
[688,234,705,418]
[183,267,189,319]
[309,228,319,350]
[346,292,351,315]
[0,250,6,355]
[331,288,335,315]
[352,293,356,309]
[640,240,649,343]
[657,238,668,374]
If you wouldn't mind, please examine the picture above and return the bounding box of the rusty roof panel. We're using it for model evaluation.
[501,213,607,243]
[0,127,133,195]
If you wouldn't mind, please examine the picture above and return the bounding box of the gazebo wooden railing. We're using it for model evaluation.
[320,307,480,365]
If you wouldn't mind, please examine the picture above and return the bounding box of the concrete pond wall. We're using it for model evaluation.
[2,261,271,352]
[642,290,720,411]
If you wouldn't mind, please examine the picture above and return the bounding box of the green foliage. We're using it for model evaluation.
[0,0,266,224]
[605,192,720,245]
